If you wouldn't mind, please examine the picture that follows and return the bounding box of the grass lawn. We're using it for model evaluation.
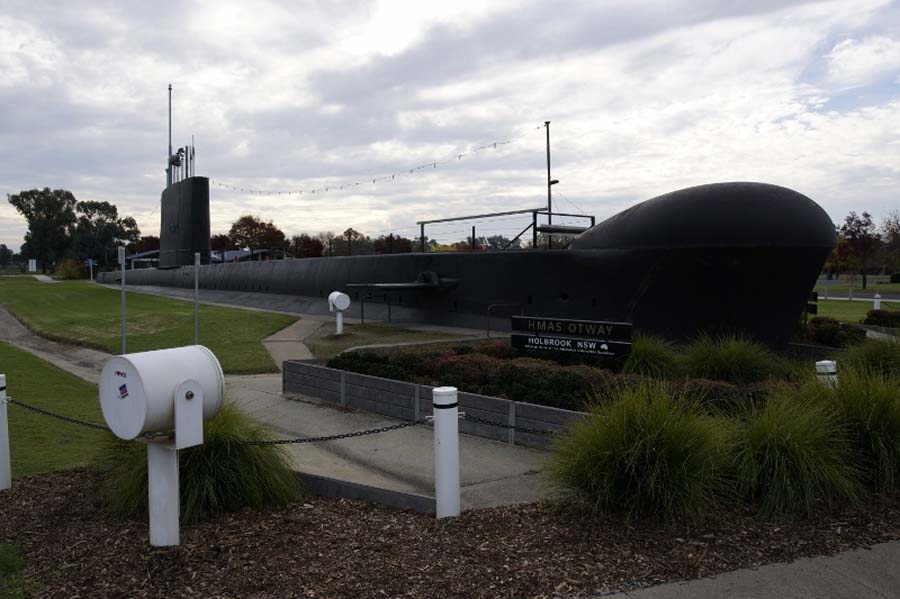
[816,299,900,323]
[0,278,296,374]
[305,322,469,361]
[0,342,109,479]
[815,283,900,295]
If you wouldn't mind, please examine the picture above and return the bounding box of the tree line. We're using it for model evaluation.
[825,211,900,288]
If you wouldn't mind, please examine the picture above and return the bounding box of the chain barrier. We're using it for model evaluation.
[5,398,557,442]
[6,398,111,432]
[230,419,429,445]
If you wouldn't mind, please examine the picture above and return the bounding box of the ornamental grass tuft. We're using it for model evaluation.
[548,381,733,522]
[622,335,680,378]
[96,402,301,524]
[842,338,900,377]
[733,389,862,517]
[682,334,779,384]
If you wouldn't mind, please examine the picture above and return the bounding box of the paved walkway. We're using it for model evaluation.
[32,274,59,283]
[602,541,900,598]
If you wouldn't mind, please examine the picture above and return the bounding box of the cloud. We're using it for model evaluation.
[827,35,900,88]
[1,0,899,251]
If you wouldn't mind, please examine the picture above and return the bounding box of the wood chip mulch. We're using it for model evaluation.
[4,470,900,598]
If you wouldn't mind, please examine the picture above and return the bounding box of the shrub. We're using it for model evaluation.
[733,391,862,517]
[682,334,779,384]
[807,317,865,347]
[473,341,519,360]
[97,403,301,523]
[825,369,900,491]
[549,381,732,521]
[622,335,680,378]
[842,339,900,377]
[493,358,613,410]
[891,273,900,284]
[864,309,900,328]
[53,258,82,279]
[434,353,502,391]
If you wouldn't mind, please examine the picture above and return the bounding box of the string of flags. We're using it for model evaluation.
[209,124,544,197]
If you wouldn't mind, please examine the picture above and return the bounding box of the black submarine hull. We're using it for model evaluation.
[105,182,836,343]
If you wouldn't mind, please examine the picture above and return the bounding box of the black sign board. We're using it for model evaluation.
[510,316,632,357]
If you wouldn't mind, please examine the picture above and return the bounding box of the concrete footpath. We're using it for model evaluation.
[602,542,900,598]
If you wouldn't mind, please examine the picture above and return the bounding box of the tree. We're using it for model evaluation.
[484,234,521,250]
[71,200,141,268]
[343,228,361,256]
[0,244,12,268]
[317,231,337,256]
[373,234,413,254]
[210,234,236,252]
[228,215,286,251]
[883,210,900,273]
[840,212,881,289]
[289,234,324,258]
[128,235,160,254]
[7,188,77,272]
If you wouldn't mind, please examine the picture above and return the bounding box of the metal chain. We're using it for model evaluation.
[462,413,557,436]
[230,419,428,445]
[6,398,111,432]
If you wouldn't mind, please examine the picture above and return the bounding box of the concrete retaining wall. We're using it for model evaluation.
[283,361,584,450]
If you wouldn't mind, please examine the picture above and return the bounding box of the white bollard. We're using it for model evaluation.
[336,310,344,335]
[824,287,829,300]
[147,442,179,546]
[816,360,838,388]
[433,386,460,519]
[0,374,10,490]
[874,293,882,311]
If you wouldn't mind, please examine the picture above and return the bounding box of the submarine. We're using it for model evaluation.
[101,173,836,344]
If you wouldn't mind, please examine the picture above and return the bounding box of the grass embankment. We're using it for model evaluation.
[0,278,296,373]
[817,299,900,323]
[305,322,468,361]
[0,343,107,478]
[0,542,26,599]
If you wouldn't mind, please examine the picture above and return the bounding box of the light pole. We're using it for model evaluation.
[545,121,559,249]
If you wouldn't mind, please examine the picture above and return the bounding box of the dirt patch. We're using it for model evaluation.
[4,471,900,598]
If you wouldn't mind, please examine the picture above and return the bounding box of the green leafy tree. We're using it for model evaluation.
[840,212,881,289]
[883,211,900,273]
[71,201,141,269]
[7,188,77,272]
[0,244,12,268]
[228,215,286,251]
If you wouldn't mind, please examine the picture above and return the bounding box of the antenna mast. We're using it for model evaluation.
[167,84,173,187]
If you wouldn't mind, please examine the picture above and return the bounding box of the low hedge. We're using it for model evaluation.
[328,345,770,413]
[807,317,867,347]
[864,309,900,328]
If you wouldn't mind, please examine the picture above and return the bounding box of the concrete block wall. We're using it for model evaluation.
[283,361,584,450]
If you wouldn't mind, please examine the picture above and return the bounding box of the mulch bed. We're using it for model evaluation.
[4,471,900,598]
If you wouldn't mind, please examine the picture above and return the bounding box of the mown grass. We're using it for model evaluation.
[815,283,900,295]
[0,543,26,599]
[96,403,301,524]
[816,299,900,323]
[0,278,296,374]
[0,342,108,478]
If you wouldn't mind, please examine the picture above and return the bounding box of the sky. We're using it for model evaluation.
[1,0,899,252]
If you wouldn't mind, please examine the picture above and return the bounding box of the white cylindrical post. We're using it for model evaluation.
[89,260,93,281]
[824,287,829,300]
[433,386,460,519]
[816,360,837,388]
[0,374,10,490]
[147,443,179,546]
[874,293,882,310]
[336,311,343,335]
[849,287,853,301]
[119,246,126,354]
[194,252,200,345]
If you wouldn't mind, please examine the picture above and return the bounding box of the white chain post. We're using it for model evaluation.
[433,386,460,519]
[0,374,10,490]
[816,360,838,388]
[874,293,882,311]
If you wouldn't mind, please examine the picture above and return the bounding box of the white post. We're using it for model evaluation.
[824,287,829,300]
[194,252,200,345]
[816,360,837,388]
[0,374,10,490]
[147,442,179,546]
[119,247,127,354]
[89,260,93,281]
[433,386,460,519]
[874,293,882,310]
[336,311,344,335]
[849,287,853,301]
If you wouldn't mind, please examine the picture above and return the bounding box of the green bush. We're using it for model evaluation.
[682,334,779,384]
[97,403,301,524]
[53,258,83,279]
[434,353,502,391]
[842,339,900,377]
[807,317,865,347]
[891,273,900,284]
[548,382,732,521]
[826,369,900,491]
[622,335,680,378]
[863,309,900,328]
[493,358,614,410]
[733,391,862,517]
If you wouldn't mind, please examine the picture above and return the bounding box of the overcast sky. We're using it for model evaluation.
[2,0,899,251]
